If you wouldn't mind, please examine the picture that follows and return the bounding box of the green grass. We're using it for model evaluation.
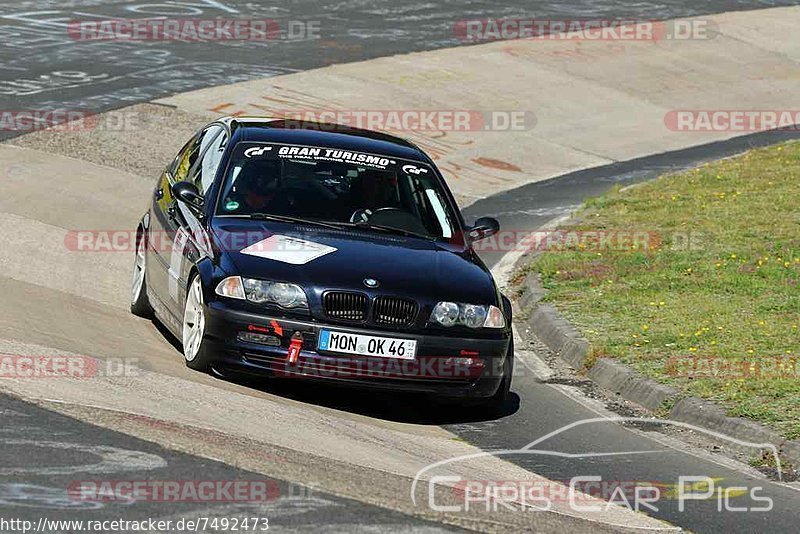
[527,142,800,439]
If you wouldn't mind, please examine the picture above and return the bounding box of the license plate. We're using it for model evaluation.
[318,330,417,360]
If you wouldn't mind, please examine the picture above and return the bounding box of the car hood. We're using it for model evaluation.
[211,219,497,304]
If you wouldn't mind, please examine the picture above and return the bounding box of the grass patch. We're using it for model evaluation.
[528,142,800,439]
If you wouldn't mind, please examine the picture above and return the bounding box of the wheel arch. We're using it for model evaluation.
[501,294,513,326]
[187,257,216,301]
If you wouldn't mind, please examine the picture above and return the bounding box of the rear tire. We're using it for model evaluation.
[130,229,153,318]
[182,274,213,372]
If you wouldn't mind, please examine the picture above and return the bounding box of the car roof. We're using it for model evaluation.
[219,117,429,162]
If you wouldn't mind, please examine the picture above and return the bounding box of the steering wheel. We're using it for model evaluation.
[350,208,373,223]
[351,207,410,222]
[351,207,430,236]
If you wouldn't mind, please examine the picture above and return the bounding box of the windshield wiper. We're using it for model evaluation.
[344,222,434,240]
[247,213,432,239]
[249,213,344,231]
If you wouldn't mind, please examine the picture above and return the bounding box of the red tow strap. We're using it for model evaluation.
[287,332,302,365]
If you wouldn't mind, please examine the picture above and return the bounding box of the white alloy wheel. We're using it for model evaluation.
[182,276,206,362]
[131,234,147,304]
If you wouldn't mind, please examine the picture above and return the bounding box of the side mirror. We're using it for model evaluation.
[171,181,204,213]
[469,216,500,242]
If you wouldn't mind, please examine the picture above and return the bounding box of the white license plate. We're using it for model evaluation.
[318,330,417,360]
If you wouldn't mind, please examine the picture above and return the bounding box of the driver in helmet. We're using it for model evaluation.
[232,159,280,212]
[350,169,398,222]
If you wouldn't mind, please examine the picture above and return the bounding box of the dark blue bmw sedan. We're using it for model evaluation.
[131,117,513,409]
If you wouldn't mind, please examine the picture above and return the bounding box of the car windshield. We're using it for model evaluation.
[216,142,457,239]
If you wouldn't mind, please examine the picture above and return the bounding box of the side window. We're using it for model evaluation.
[191,126,227,195]
[169,124,225,188]
[156,173,173,213]
[171,134,201,183]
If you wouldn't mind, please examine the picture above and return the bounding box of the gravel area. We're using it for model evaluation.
[6,103,209,180]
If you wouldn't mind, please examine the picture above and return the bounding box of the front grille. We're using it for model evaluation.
[373,296,418,327]
[323,291,368,322]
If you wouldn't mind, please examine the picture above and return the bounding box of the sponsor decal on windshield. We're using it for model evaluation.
[243,146,273,158]
[246,144,398,170]
[402,164,428,175]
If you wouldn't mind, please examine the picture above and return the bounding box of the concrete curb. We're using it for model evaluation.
[669,398,800,466]
[526,303,590,370]
[515,271,546,311]
[515,255,800,467]
[589,358,679,413]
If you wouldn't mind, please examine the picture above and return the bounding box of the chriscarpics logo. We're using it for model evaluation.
[411,417,778,516]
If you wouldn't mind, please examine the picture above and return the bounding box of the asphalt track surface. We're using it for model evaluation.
[2,1,800,533]
[0,395,458,533]
[1,0,800,141]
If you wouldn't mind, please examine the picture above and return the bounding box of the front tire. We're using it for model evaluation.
[130,229,153,318]
[182,274,213,372]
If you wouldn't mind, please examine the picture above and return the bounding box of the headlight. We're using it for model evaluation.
[460,304,488,328]
[216,276,308,309]
[430,302,505,329]
[431,301,460,327]
[243,279,308,309]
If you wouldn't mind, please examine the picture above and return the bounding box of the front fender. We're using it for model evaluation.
[195,256,217,302]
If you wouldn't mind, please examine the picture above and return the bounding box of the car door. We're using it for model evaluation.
[167,124,228,322]
[148,123,226,328]
[147,133,198,324]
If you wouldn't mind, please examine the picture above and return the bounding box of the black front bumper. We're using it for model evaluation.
[203,302,510,399]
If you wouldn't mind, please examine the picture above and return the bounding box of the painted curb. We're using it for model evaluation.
[514,257,800,467]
